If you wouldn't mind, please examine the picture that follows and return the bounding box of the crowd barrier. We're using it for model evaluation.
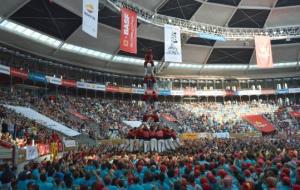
[97,132,262,145]
[18,140,76,162]
[179,132,261,140]
[99,139,126,145]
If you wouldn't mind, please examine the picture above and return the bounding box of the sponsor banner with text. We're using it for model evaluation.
[179,133,198,140]
[120,8,137,53]
[236,90,262,96]
[198,133,210,138]
[289,88,300,94]
[119,87,133,93]
[171,90,184,96]
[213,132,230,139]
[197,90,226,96]
[95,84,105,91]
[77,81,104,90]
[64,140,76,148]
[261,89,276,95]
[133,88,145,94]
[62,79,77,88]
[82,0,99,38]
[276,89,289,94]
[10,67,28,79]
[159,89,171,96]
[184,88,197,96]
[29,72,47,83]
[0,64,10,75]
[46,76,62,85]
[225,90,235,96]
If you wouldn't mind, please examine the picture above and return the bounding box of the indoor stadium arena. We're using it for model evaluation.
[0,0,300,189]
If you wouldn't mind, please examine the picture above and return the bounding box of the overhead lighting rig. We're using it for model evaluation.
[105,0,300,41]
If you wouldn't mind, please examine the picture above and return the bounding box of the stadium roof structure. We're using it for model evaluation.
[0,0,299,79]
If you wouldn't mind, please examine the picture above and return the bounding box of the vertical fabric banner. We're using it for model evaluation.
[82,0,99,38]
[255,36,273,68]
[120,8,137,54]
[26,146,39,160]
[164,24,182,62]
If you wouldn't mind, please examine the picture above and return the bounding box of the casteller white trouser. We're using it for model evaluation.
[150,138,157,152]
[174,138,180,148]
[133,139,139,151]
[164,139,171,150]
[144,140,150,153]
[139,139,144,152]
[168,138,176,150]
[129,139,134,152]
[158,139,165,153]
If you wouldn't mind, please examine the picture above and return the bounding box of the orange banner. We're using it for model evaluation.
[255,36,273,68]
[180,133,198,140]
[118,87,133,93]
[120,8,137,54]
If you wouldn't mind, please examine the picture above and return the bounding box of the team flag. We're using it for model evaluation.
[255,36,273,68]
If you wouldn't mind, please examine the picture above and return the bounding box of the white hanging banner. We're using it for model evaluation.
[26,146,39,160]
[164,24,182,62]
[63,140,76,148]
[0,64,10,75]
[82,0,99,38]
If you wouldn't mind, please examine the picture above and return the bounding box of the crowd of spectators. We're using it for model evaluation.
[1,88,300,140]
[1,137,300,189]
[0,105,59,147]
[1,88,300,189]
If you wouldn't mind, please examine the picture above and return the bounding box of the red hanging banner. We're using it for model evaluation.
[120,8,137,54]
[10,67,28,80]
[242,114,275,133]
[61,79,76,88]
[255,36,273,68]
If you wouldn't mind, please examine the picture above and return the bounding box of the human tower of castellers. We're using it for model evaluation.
[126,49,180,153]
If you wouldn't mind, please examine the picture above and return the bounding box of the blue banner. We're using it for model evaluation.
[29,73,47,83]
[289,88,300,94]
[198,32,226,42]
[159,89,171,96]
[133,88,145,94]
[276,89,289,94]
